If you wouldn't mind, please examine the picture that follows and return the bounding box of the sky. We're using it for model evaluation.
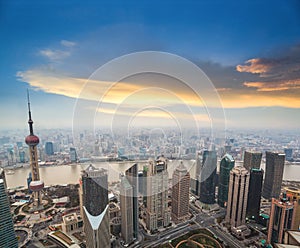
[1,0,300,132]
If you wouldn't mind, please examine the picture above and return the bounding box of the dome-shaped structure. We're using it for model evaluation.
[25,135,39,146]
[29,180,44,191]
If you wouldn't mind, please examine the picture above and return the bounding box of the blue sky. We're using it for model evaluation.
[1,0,300,130]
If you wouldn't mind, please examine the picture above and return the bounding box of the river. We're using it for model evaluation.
[5,160,300,188]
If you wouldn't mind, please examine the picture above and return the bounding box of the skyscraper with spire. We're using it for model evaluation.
[25,90,44,210]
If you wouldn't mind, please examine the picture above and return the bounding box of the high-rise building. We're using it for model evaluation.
[0,168,7,189]
[195,151,201,196]
[262,152,285,200]
[246,168,264,221]
[0,179,18,248]
[243,151,262,171]
[267,193,297,244]
[285,187,300,230]
[120,164,138,244]
[284,148,293,161]
[218,154,235,208]
[171,161,190,223]
[45,142,54,155]
[199,150,217,204]
[144,156,171,232]
[70,147,77,162]
[25,91,44,210]
[81,164,110,248]
[226,166,250,227]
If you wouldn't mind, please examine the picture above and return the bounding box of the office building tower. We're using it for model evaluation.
[262,152,285,200]
[199,150,217,204]
[0,179,18,248]
[144,156,171,232]
[25,91,44,210]
[243,151,262,171]
[45,142,54,155]
[246,168,264,221]
[285,187,300,230]
[284,148,293,161]
[226,166,250,227]
[267,193,297,244]
[19,150,25,163]
[70,147,77,162]
[195,151,201,196]
[218,154,235,208]
[120,164,138,244]
[0,168,7,190]
[171,161,190,223]
[81,164,110,248]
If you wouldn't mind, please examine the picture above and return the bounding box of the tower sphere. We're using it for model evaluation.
[25,134,39,146]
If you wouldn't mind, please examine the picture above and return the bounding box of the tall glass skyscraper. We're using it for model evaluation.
[199,150,217,204]
[262,152,285,199]
[0,179,18,248]
[218,154,235,208]
[81,164,110,248]
[246,168,264,221]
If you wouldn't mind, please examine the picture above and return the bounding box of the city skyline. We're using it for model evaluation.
[1,1,300,130]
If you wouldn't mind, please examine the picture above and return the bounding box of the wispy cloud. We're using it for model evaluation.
[39,49,71,61]
[236,58,274,74]
[61,40,76,47]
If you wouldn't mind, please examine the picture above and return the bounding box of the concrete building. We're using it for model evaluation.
[243,151,262,171]
[0,179,18,248]
[171,161,190,223]
[246,168,264,221]
[267,193,297,244]
[225,166,250,227]
[262,152,285,200]
[285,187,300,230]
[81,164,110,248]
[218,154,235,208]
[62,213,83,233]
[144,156,171,232]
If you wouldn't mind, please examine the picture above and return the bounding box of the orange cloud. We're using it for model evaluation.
[236,58,273,74]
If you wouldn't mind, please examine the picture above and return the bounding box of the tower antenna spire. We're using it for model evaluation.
[27,89,34,135]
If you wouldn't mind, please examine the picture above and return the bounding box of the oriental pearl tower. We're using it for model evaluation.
[25,90,44,210]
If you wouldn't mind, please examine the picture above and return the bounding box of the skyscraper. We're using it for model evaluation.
[171,161,190,223]
[144,156,171,232]
[81,164,110,248]
[0,179,18,248]
[246,168,264,221]
[45,142,54,155]
[285,187,300,230]
[243,151,262,171]
[0,168,7,189]
[70,147,77,162]
[267,193,297,244]
[199,150,217,205]
[120,164,138,244]
[218,154,235,208]
[262,152,285,200]
[195,151,201,196]
[226,166,250,227]
[25,91,44,210]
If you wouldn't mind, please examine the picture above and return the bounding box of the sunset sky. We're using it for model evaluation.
[1,0,300,130]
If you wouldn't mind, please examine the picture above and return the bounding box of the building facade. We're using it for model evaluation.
[81,164,110,248]
[225,166,250,227]
[285,187,300,230]
[243,151,262,171]
[45,142,54,155]
[171,161,190,223]
[218,154,235,208]
[144,156,171,232]
[199,150,217,205]
[246,168,264,221]
[267,193,297,244]
[262,152,285,199]
[120,163,138,244]
[0,179,18,248]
